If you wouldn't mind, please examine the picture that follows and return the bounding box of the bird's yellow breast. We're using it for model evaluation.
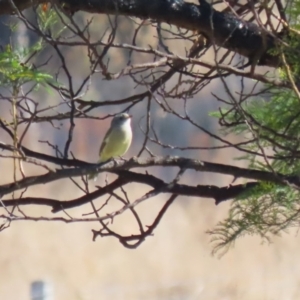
[99,126,132,162]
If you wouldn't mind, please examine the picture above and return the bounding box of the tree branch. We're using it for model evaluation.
[0,171,258,212]
[92,194,178,247]
[1,0,281,67]
[0,149,299,198]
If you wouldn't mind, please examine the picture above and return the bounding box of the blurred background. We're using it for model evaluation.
[0,5,300,300]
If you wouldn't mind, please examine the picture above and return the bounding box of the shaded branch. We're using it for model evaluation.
[1,0,281,67]
[0,141,293,185]
[0,145,300,197]
[0,171,258,212]
[0,177,127,212]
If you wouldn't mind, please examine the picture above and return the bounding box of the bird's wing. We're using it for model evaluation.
[98,126,113,161]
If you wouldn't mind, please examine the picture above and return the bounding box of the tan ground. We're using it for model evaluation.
[1,196,300,300]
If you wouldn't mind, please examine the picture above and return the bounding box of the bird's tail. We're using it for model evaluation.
[88,158,105,181]
[88,172,97,181]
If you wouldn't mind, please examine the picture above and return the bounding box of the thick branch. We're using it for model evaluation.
[1,177,126,212]
[1,0,280,67]
[0,171,258,212]
[0,153,299,197]
[0,142,293,185]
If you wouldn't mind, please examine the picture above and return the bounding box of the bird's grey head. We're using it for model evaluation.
[111,113,132,127]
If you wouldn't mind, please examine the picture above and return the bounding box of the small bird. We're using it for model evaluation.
[89,113,133,180]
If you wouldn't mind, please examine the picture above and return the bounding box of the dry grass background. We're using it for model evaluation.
[2,182,300,300]
[0,11,300,300]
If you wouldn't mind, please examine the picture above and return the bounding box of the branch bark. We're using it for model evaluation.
[1,0,281,67]
[1,142,298,205]
[0,149,299,197]
[0,173,257,212]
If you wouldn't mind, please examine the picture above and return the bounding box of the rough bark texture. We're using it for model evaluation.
[0,0,280,67]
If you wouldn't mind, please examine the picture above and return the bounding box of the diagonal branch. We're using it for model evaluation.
[92,194,178,247]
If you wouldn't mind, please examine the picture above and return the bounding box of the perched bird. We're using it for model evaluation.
[89,113,133,179]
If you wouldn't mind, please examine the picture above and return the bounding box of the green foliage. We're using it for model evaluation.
[287,0,300,28]
[0,6,65,90]
[37,5,67,38]
[279,0,300,77]
[209,2,300,253]
[209,183,300,256]
[209,83,300,254]
[215,88,300,173]
[0,44,52,86]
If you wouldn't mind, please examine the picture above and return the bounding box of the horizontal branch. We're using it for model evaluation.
[0,141,298,208]
[0,170,258,212]
[0,147,299,197]
[1,0,281,67]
